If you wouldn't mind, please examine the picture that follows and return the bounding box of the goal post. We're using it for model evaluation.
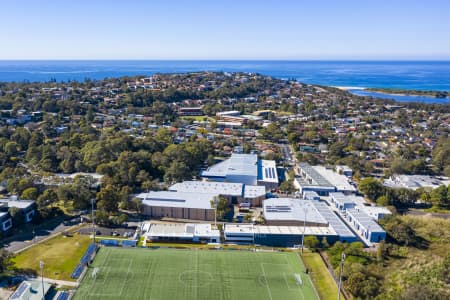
[92,267,100,279]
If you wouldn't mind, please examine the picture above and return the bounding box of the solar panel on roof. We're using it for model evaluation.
[312,202,356,238]
[11,282,28,299]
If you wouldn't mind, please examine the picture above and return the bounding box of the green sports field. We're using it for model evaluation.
[73,247,319,300]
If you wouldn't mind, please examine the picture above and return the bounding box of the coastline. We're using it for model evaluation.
[334,86,449,101]
[332,86,366,91]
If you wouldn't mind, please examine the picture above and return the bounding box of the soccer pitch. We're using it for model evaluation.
[73,247,319,300]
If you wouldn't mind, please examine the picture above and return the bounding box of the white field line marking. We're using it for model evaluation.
[260,263,273,300]
[118,259,133,297]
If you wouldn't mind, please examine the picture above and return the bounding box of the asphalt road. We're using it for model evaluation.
[279,144,295,165]
[5,221,76,253]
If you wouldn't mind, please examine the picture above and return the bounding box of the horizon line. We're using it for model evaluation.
[1,58,450,62]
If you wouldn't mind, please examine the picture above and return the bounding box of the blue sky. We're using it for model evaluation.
[1,0,449,60]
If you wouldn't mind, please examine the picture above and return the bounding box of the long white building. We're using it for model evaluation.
[201,153,278,190]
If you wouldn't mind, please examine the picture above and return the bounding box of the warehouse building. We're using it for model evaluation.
[362,206,392,221]
[142,222,220,244]
[169,181,266,207]
[223,223,255,243]
[295,163,336,196]
[345,208,386,243]
[311,201,358,243]
[138,191,217,221]
[303,191,320,201]
[259,159,279,190]
[201,153,278,189]
[313,166,356,194]
[329,192,391,221]
[253,225,338,247]
[263,198,329,226]
[295,163,356,196]
[223,224,338,247]
[329,192,357,212]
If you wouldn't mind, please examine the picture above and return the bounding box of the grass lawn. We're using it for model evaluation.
[302,251,343,300]
[74,247,319,300]
[13,233,91,281]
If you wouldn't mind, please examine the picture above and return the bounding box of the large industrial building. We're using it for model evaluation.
[137,191,217,221]
[228,197,361,246]
[329,192,391,221]
[312,201,358,243]
[294,163,356,196]
[263,198,328,226]
[201,153,278,190]
[138,179,268,222]
[169,181,266,207]
[223,223,338,247]
[345,208,386,243]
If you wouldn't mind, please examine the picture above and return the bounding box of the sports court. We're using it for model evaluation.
[73,247,319,300]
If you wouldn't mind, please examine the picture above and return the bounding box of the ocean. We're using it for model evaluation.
[0,60,449,103]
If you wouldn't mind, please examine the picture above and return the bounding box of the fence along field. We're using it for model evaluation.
[73,247,319,300]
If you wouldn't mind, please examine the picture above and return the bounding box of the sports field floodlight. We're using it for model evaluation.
[39,261,45,300]
[337,252,346,300]
[300,207,308,253]
[91,198,96,244]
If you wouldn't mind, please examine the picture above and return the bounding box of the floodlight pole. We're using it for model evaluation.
[91,198,95,244]
[214,197,217,228]
[300,207,307,253]
[39,261,45,300]
[337,252,346,300]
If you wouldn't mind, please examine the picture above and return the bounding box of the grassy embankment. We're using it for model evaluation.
[13,233,91,281]
[302,251,344,300]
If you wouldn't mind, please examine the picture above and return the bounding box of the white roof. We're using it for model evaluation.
[0,199,34,209]
[384,175,450,190]
[169,181,266,199]
[260,159,278,183]
[144,222,220,239]
[330,192,356,205]
[346,208,385,233]
[224,224,254,235]
[170,181,243,196]
[243,185,266,198]
[254,225,336,236]
[360,205,392,219]
[313,166,356,192]
[138,191,217,210]
[312,201,356,239]
[224,223,337,236]
[201,153,258,178]
[216,110,240,116]
[263,198,328,225]
[298,163,333,187]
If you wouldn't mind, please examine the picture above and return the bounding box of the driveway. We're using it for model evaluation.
[3,218,80,253]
